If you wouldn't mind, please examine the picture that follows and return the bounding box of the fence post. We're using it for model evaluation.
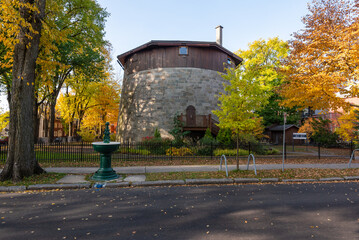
[292,139,294,152]
[211,142,213,160]
[318,143,321,160]
[170,141,173,162]
[127,141,130,161]
[80,141,84,163]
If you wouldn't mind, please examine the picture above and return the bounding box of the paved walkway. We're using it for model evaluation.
[1,163,359,192]
[45,163,359,174]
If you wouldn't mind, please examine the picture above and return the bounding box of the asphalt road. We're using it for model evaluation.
[1,182,359,240]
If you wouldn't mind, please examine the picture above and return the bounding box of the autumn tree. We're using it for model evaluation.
[80,79,121,136]
[281,0,359,112]
[0,43,12,104]
[0,0,46,181]
[36,0,109,143]
[213,67,268,169]
[57,65,120,139]
[235,37,301,126]
[335,109,356,141]
[298,118,315,140]
[0,111,9,133]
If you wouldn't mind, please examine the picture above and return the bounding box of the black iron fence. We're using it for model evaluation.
[0,141,356,167]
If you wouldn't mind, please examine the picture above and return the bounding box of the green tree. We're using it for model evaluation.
[311,118,339,146]
[235,37,297,126]
[214,38,289,169]
[213,67,268,169]
[169,113,190,147]
[216,128,233,147]
[258,94,301,126]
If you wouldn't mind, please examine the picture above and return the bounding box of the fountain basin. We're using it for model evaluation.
[92,142,121,154]
[91,141,121,181]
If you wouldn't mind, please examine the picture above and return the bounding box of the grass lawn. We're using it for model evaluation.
[1,156,354,168]
[1,168,359,187]
[145,168,359,181]
[0,173,66,187]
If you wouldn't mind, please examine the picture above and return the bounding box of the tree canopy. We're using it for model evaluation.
[281,0,359,112]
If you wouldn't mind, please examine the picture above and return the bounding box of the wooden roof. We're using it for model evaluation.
[117,40,243,67]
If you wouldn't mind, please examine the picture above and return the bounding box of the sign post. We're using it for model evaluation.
[293,133,307,153]
[282,113,286,172]
[293,133,307,140]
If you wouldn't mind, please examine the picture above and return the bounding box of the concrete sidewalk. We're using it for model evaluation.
[1,163,359,192]
[45,163,359,174]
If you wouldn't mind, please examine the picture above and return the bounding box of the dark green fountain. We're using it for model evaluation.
[91,122,120,181]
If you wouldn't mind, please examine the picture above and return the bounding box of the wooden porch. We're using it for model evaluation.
[179,113,220,136]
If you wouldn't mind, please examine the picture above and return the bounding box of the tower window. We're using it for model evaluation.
[227,58,232,64]
[179,46,188,55]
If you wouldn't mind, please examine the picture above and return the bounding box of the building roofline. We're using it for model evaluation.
[117,40,243,67]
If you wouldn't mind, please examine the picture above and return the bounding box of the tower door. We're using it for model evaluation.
[186,105,196,126]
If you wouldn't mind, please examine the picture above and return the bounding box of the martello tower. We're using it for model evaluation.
[116,26,242,142]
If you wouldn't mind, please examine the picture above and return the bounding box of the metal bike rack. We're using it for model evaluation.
[348,149,359,168]
[246,154,257,176]
[219,155,229,177]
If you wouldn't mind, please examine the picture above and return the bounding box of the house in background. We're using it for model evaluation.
[265,124,300,144]
[116,26,243,142]
[38,116,67,143]
[307,97,359,133]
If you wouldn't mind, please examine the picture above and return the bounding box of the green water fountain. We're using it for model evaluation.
[91,122,120,181]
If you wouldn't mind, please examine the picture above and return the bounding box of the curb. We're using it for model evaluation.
[185,178,234,185]
[27,183,91,190]
[1,176,359,192]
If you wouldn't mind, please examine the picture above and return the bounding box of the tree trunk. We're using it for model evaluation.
[34,97,39,144]
[49,96,56,143]
[0,0,46,182]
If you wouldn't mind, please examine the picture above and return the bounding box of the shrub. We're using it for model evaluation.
[216,128,233,147]
[214,148,248,156]
[77,129,96,142]
[196,128,218,155]
[166,147,193,156]
[118,147,150,155]
[154,128,161,139]
[141,137,171,155]
[264,148,280,155]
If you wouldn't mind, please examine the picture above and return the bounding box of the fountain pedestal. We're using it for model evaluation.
[91,122,120,181]
[91,142,120,181]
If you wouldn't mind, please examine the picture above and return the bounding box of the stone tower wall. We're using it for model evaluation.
[116,67,225,142]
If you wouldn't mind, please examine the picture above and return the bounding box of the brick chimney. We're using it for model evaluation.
[216,25,223,46]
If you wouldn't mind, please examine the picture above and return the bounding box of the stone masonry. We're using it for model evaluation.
[116,67,225,142]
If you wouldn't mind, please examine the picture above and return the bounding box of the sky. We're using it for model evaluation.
[0,0,312,112]
[98,0,312,77]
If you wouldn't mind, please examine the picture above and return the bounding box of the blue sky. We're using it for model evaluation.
[98,0,312,76]
[0,0,312,111]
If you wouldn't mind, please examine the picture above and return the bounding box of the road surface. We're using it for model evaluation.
[1,182,359,239]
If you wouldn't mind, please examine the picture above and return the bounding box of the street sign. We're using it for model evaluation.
[293,133,307,139]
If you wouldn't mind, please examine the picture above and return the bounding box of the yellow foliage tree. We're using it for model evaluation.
[298,118,314,140]
[281,0,359,112]
[335,109,356,141]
